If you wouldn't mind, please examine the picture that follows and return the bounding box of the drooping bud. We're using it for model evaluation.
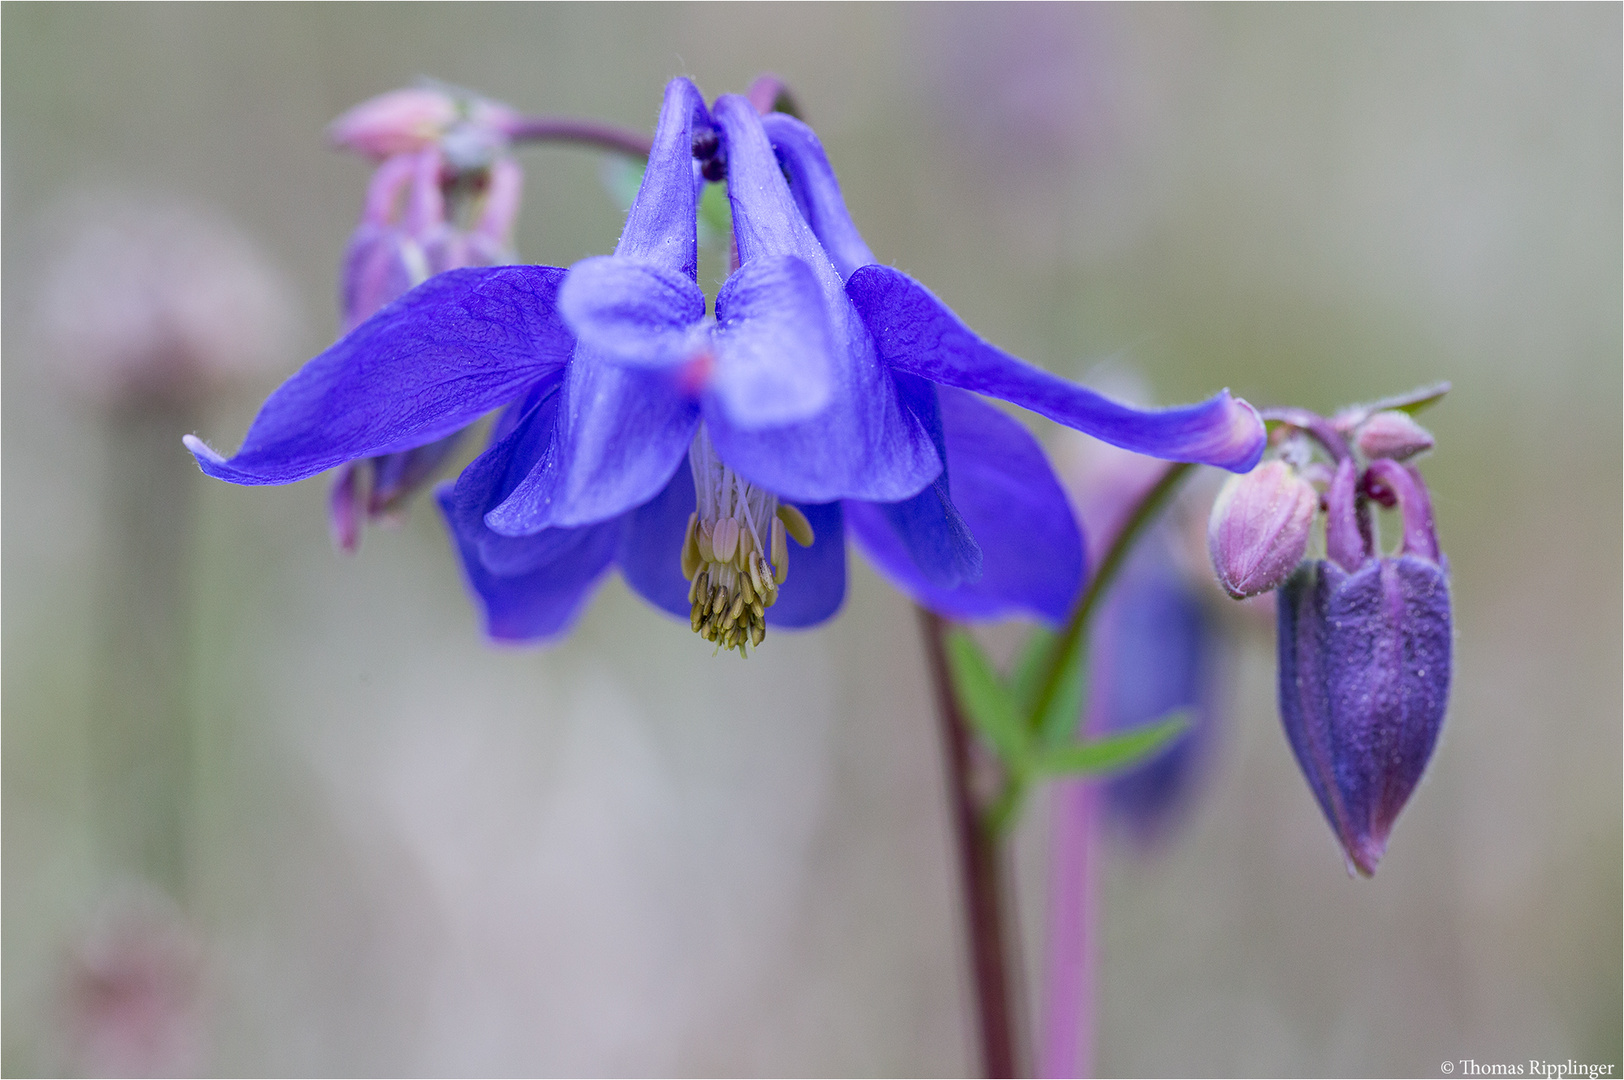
[1206,459,1318,599]
[1353,410,1435,462]
[327,85,520,163]
[327,87,524,552]
[1276,458,1450,876]
[328,87,460,158]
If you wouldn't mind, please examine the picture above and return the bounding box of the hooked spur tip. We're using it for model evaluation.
[181,433,225,466]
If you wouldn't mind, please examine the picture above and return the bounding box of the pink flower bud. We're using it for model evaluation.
[37,195,297,407]
[1207,459,1318,599]
[1354,409,1435,461]
[328,88,459,159]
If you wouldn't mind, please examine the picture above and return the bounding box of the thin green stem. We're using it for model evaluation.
[1022,461,1194,744]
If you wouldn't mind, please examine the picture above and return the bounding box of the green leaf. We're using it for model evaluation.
[1033,711,1190,777]
[944,630,1027,765]
[1378,381,1451,416]
[1035,638,1089,747]
[1008,627,1057,716]
[1007,626,1091,746]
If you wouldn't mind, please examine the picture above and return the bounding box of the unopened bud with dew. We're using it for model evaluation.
[1277,456,1450,876]
[1206,458,1318,599]
[1353,409,1435,462]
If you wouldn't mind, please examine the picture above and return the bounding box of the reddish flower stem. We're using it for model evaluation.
[919,607,1022,1078]
[504,117,653,158]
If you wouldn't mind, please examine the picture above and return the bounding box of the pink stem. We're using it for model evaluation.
[1040,779,1098,1078]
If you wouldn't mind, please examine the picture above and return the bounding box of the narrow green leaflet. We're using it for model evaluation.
[1008,627,1056,716]
[943,630,1027,766]
[1007,626,1091,746]
[1033,711,1189,777]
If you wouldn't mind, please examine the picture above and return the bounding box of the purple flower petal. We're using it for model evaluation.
[760,113,876,280]
[846,264,1267,473]
[706,96,940,503]
[557,255,706,368]
[184,265,573,485]
[858,374,982,590]
[711,254,833,428]
[764,501,847,628]
[612,78,710,277]
[437,485,621,644]
[617,457,699,621]
[442,377,596,575]
[847,387,1084,623]
[484,358,699,532]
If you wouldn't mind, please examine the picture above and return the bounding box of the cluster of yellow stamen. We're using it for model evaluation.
[683,425,815,657]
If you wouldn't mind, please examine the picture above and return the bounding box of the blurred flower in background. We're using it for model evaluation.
[327,84,527,552]
[37,194,296,408]
[33,196,296,1078]
[61,890,205,1079]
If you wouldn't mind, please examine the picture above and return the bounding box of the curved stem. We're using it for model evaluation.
[746,74,802,118]
[919,607,1022,1078]
[504,116,653,158]
[1025,462,1193,739]
[1260,407,1350,463]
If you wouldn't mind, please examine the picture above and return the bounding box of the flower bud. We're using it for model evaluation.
[327,88,460,159]
[1354,410,1434,462]
[1207,459,1318,599]
[326,103,523,552]
[37,196,296,408]
[1276,460,1449,876]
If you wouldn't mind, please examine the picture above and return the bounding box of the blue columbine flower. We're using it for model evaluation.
[185,77,1266,653]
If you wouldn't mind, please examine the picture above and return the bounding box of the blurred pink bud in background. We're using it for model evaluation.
[62,892,206,1079]
[36,195,298,408]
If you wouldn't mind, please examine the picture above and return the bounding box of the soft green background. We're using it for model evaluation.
[5,4,1619,1075]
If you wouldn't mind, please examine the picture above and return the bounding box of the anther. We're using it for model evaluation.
[770,521,789,584]
[715,517,739,563]
[776,504,815,547]
[681,512,702,579]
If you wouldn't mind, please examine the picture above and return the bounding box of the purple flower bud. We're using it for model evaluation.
[1277,458,1450,876]
[1207,459,1318,598]
[1354,409,1435,462]
[327,103,524,551]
